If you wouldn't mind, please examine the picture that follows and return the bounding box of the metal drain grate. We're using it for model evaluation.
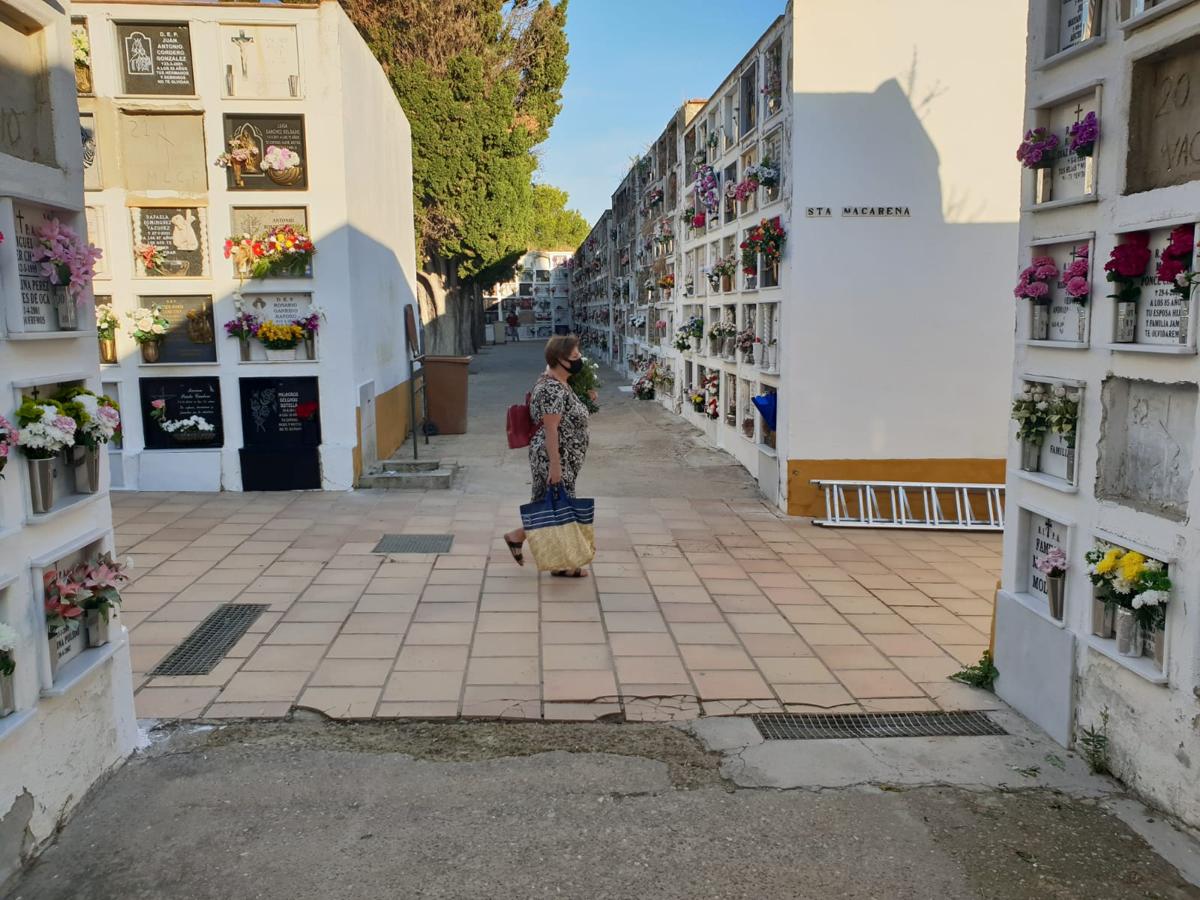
[150,604,270,676]
[751,711,1005,741]
[372,534,454,554]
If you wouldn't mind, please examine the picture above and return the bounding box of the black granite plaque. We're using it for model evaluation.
[222,114,308,191]
[141,296,216,363]
[116,23,195,95]
[132,208,207,277]
[239,377,321,449]
[139,377,222,450]
[239,447,320,490]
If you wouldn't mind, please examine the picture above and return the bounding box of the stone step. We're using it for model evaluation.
[380,458,445,473]
[358,466,457,490]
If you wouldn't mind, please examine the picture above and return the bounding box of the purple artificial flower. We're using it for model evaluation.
[1067,111,1098,155]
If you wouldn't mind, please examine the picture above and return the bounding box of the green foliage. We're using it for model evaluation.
[344,0,571,282]
[1078,708,1110,775]
[568,357,601,413]
[527,184,589,250]
[949,650,998,691]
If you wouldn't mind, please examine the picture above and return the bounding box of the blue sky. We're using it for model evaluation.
[537,0,784,227]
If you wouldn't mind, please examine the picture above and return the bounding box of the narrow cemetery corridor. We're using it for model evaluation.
[116,343,1000,721]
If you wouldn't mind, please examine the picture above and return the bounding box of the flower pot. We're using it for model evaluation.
[74,62,93,94]
[1034,166,1053,204]
[722,337,736,359]
[266,346,297,362]
[768,345,778,371]
[99,337,117,364]
[1178,298,1190,346]
[720,275,731,293]
[266,165,303,187]
[753,343,764,367]
[1076,305,1087,343]
[1115,607,1142,657]
[239,336,251,362]
[27,457,55,514]
[172,430,212,444]
[1066,445,1076,483]
[141,340,161,364]
[1020,440,1040,473]
[0,670,13,718]
[1091,592,1115,638]
[72,444,101,494]
[1115,300,1138,343]
[49,628,85,679]
[85,609,111,648]
[53,286,78,331]
[1046,574,1065,620]
[1142,625,1165,669]
[1030,301,1050,341]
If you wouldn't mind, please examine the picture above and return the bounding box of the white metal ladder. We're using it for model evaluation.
[811,480,1005,531]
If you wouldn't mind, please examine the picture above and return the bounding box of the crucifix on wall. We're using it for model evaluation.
[231,29,255,76]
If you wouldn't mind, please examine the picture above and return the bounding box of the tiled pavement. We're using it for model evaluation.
[115,490,1001,722]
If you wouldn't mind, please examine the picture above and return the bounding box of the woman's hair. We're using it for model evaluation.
[544,334,580,368]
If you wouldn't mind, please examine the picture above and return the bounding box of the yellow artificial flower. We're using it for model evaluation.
[1094,548,1122,576]
[1119,550,1146,582]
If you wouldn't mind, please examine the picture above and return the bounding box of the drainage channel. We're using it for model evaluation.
[150,604,270,676]
[750,711,1006,741]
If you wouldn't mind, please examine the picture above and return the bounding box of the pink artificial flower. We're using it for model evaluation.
[1066,276,1090,298]
[1064,260,1089,280]
[98,406,121,428]
[52,415,77,434]
[1025,281,1050,299]
[151,399,165,410]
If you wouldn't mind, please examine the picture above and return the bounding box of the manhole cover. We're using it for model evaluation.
[372,534,454,554]
[150,604,269,676]
[750,711,1005,741]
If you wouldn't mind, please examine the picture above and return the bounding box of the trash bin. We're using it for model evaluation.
[422,355,472,435]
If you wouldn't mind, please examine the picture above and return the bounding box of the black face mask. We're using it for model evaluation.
[564,358,584,376]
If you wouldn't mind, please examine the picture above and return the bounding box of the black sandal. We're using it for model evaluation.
[551,569,587,578]
[504,537,524,566]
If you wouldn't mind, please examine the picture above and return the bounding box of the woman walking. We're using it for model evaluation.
[505,335,592,577]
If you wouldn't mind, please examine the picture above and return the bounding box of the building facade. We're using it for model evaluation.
[996,0,1200,829]
[484,249,572,342]
[73,0,418,491]
[0,0,137,886]
[570,1,1024,514]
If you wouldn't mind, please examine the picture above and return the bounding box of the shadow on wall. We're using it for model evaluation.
[786,79,1016,516]
[98,221,418,491]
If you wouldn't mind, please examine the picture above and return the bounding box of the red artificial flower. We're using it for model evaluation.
[1105,236,1151,280]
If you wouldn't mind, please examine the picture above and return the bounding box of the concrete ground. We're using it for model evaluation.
[7,717,1199,899]
[115,341,1001,720]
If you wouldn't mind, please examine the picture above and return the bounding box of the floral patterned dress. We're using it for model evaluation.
[529,375,590,501]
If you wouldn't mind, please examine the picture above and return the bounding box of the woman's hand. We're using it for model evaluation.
[587,389,598,402]
[548,459,563,484]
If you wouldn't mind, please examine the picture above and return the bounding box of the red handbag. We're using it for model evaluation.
[506,393,539,449]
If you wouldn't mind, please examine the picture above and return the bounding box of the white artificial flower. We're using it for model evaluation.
[1111,575,1134,595]
[1135,589,1168,608]
[1052,384,1066,397]
[151,323,166,335]
[0,621,18,653]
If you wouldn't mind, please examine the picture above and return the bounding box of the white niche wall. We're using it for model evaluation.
[1022,234,1094,348]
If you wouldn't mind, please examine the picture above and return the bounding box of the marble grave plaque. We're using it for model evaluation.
[131,207,208,277]
[139,376,222,450]
[220,25,301,99]
[1028,515,1067,602]
[140,295,216,363]
[118,112,208,193]
[221,114,307,191]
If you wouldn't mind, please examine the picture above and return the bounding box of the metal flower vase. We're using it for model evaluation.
[1046,574,1065,620]
[99,337,117,364]
[1030,301,1050,341]
[53,286,78,331]
[141,340,161,363]
[1115,301,1138,343]
[85,609,111,648]
[0,669,14,718]
[239,336,251,362]
[1178,298,1190,346]
[1115,607,1142,657]
[1020,440,1040,472]
[1143,626,1165,669]
[303,334,316,360]
[1091,591,1115,638]
[28,457,55,514]
[73,444,101,494]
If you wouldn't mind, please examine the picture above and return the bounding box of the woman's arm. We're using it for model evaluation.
[542,412,563,483]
